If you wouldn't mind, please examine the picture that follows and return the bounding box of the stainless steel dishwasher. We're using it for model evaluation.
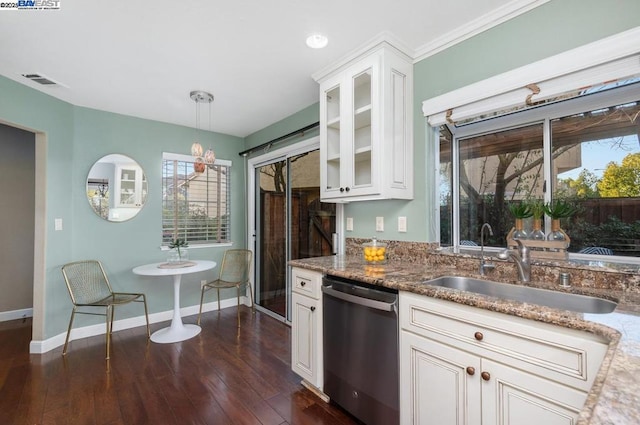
[322,275,399,425]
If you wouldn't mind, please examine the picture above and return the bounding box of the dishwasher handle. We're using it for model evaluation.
[322,284,396,312]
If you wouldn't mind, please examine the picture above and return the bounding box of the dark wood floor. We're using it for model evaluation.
[0,308,358,425]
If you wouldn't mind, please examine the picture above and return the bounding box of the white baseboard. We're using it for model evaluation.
[29,296,250,354]
[0,308,33,322]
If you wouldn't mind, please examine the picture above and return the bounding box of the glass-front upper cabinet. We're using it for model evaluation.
[316,41,413,202]
[352,69,372,188]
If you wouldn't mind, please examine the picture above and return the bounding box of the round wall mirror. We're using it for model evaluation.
[86,154,148,222]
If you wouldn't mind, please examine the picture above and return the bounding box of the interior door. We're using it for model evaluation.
[254,149,335,321]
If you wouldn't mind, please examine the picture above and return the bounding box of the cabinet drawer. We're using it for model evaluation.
[291,267,322,299]
[400,291,609,392]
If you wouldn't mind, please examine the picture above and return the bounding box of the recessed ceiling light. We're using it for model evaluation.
[306,33,328,49]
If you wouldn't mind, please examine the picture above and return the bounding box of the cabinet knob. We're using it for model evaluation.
[340,187,345,192]
[300,281,306,287]
[481,371,491,381]
[310,306,316,312]
[474,331,484,341]
[345,187,350,192]
[466,367,475,376]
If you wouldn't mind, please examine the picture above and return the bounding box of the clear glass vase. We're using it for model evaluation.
[530,219,546,240]
[168,248,189,263]
[546,219,566,242]
[512,218,528,240]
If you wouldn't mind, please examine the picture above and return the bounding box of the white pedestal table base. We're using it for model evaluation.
[150,273,202,343]
[151,324,201,343]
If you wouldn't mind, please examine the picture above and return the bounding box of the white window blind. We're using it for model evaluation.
[162,153,232,245]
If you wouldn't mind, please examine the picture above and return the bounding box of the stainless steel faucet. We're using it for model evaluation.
[498,239,531,282]
[479,223,495,275]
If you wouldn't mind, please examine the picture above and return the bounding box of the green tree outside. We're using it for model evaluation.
[558,169,600,198]
[598,153,640,197]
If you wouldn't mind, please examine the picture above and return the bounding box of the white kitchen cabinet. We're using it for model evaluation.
[291,267,325,395]
[401,330,482,425]
[399,291,608,425]
[482,358,586,425]
[114,164,147,208]
[315,41,413,202]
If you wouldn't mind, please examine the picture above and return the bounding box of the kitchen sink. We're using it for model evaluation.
[421,276,617,314]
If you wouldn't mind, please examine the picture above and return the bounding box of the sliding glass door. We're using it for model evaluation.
[254,148,335,321]
[256,157,288,318]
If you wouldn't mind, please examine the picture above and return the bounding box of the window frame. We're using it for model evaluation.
[439,82,640,263]
[161,152,233,249]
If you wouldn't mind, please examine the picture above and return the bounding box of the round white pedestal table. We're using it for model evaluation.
[132,260,217,343]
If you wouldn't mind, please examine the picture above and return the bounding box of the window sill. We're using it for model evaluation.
[160,242,234,251]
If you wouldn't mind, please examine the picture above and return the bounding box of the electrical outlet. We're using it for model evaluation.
[346,217,354,231]
[398,216,407,232]
[376,216,384,232]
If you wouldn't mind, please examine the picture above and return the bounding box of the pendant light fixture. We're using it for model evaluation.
[189,90,215,173]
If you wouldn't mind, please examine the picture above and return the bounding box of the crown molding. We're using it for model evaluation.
[312,0,549,82]
[413,0,550,63]
[311,31,414,83]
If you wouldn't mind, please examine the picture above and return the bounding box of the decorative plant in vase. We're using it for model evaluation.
[508,202,532,240]
[168,238,189,263]
[529,200,546,240]
[543,200,577,242]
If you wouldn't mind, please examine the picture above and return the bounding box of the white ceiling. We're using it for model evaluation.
[0,0,544,138]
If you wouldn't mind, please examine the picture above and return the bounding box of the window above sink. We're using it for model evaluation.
[424,29,640,265]
[437,79,640,264]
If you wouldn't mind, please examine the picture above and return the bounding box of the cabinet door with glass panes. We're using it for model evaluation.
[320,55,379,201]
[318,44,413,202]
[320,72,344,199]
[115,165,147,207]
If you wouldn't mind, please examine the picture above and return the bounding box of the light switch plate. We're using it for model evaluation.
[346,217,354,231]
[54,218,63,231]
[398,216,407,232]
[376,216,384,232]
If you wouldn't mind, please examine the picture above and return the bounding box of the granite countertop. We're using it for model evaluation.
[290,254,640,425]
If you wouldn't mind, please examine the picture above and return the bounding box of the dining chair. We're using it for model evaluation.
[198,249,253,327]
[61,260,150,360]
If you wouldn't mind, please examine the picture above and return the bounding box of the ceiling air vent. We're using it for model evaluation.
[21,73,61,86]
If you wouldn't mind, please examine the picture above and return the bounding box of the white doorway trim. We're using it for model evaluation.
[0,119,46,345]
[32,131,46,342]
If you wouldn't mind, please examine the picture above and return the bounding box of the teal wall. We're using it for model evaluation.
[244,102,319,157]
[0,75,246,339]
[337,0,640,242]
